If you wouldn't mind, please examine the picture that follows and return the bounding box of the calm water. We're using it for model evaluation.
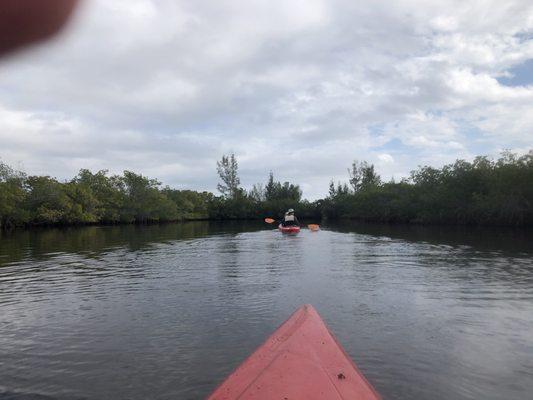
[1,222,532,400]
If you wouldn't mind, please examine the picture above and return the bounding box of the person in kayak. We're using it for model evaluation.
[281,209,300,227]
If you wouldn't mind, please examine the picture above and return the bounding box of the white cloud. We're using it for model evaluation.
[377,153,394,164]
[0,0,532,200]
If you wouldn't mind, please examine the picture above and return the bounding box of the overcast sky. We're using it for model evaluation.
[1,0,532,199]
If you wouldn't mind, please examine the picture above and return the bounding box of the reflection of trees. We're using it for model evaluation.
[329,221,533,286]
[329,222,533,255]
[0,221,267,267]
[217,235,240,280]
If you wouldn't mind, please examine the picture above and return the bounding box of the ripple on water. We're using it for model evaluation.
[1,224,533,400]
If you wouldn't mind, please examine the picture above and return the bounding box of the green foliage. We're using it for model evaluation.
[348,160,381,192]
[0,162,29,228]
[361,162,381,189]
[257,172,304,220]
[0,165,183,228]
[249,183,266,202]
[73,169,124,222]
[264,172,302,202]
[120,171,173,222]
[162,188,213,220]
[208,170,310,221]
[325,152,533,226]
[216,153,240,199]
[1,150,532,229]
[208,189,257,220]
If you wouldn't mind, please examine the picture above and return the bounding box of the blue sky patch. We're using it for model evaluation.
[497,59,533,87]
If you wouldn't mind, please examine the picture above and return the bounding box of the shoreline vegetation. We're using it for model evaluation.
[1,150,532,230]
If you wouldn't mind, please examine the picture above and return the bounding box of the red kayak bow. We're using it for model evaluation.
[207,304,381,400]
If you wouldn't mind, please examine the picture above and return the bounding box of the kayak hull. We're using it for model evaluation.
[278,224,301,234]
[207,304,381,400]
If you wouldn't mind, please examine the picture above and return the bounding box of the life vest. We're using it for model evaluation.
[284,214,295,222]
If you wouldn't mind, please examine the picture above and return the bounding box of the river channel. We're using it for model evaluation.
[1,222,532,399]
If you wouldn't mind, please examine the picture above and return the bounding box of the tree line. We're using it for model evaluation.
[0,155,317,229]
[1,150,532,229]
[324,151,533,226]
[0,166,212,229]
[207,153,319,220]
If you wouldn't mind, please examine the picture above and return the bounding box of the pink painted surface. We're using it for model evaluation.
[207,304,381,400]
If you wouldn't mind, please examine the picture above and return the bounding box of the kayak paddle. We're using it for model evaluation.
[308,224,320,231]
[264,218,275,224]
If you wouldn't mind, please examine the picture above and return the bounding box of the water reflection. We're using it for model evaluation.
[0,221,265,267]
[329,221,533,255]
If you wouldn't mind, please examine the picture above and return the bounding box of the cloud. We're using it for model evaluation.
[0,0,532,199]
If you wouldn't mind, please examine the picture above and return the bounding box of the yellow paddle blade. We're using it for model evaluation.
[264,218,275,224]
[308,224,320,231]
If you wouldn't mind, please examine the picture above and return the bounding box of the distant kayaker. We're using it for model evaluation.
[281,209,300,227]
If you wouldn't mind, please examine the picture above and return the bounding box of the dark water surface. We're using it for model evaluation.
[1,222,532,399]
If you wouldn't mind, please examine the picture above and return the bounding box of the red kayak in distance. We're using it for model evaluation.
[278,224,301,234]
[207,304,381,400]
